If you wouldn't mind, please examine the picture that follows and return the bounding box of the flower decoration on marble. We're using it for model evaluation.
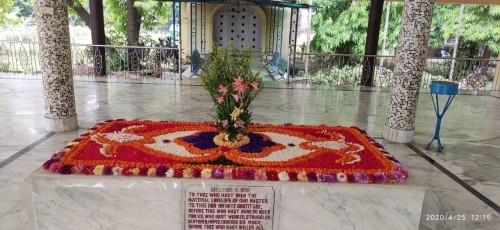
[42,119,408,184]
[200,44,263,143]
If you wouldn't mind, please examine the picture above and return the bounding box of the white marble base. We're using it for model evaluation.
[44,115,78,132]
[27,168,431,230]
[383,125,414,143]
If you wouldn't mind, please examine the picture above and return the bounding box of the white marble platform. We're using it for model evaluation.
[26,168,432,230]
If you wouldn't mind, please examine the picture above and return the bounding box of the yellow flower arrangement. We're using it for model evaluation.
[230,107,244,121]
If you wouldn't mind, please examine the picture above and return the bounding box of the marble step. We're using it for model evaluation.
[25,168,434,230]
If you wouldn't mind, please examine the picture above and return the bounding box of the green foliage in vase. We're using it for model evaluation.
[200,44,263,141]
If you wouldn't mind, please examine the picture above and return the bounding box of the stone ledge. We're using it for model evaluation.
[25,168,432,230]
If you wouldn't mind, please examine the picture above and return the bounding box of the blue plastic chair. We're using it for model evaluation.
[426,81,459,152]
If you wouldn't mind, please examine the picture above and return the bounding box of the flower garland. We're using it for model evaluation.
[42,119,408,184]
[213,133,250,148]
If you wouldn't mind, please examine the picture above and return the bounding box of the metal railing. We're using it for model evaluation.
[289,53,499,90]
[0,40,181,79]
[0,41,39,73]
[1,40,498,90]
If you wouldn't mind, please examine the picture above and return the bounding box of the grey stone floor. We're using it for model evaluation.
[0,74,498,229]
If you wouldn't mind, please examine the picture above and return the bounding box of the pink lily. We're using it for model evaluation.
[232,94,240,102]
[217,96,224,104]
[218,84,228,95]
[250,81,259,90]
[233,76,249,95]
[234,76,244,85]
[233,82,249,95]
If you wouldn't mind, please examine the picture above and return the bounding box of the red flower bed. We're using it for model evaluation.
[43,120,408,183]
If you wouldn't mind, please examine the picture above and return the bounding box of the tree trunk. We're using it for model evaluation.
[127,0,141,46]
[127,0,141,71]
[480,46,492,75]
[66,0,113,46]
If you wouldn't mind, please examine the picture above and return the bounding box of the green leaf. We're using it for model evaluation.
[227,133,236,141]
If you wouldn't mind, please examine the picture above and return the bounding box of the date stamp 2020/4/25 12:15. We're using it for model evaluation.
[426,214,492,221]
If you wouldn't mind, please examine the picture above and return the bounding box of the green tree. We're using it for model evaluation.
[67,0,171,45]
[0,0,15,26]
[309,2,499,57]
[309,1,403,54]
[104,0,171,45]
[429,5,500,80]
[430,5,500,55]
[308,0,351,53]
[12,0,34,18]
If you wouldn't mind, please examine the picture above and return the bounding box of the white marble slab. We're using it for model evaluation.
[27,168,429,230]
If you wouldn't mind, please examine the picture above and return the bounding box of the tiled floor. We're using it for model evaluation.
[0,75,498,229]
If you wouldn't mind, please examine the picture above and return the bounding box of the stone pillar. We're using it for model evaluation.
[35,0,78,132]
[383,0,435,143]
